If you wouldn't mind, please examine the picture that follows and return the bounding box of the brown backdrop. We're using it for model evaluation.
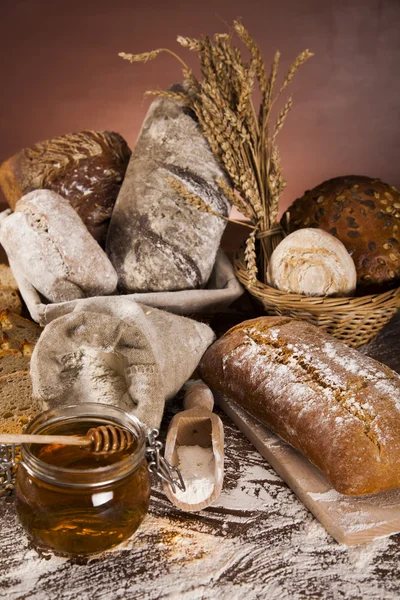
[0,0,399,214]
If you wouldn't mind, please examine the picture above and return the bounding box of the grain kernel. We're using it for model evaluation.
[389,270,396,278]
[383,243,392,250]
[390,254,398,261]
[316,195,324,203]
[386,206,394,213]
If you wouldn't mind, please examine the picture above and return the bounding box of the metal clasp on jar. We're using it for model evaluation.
[146,429,185,493]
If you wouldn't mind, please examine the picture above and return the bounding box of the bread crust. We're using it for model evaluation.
[199,316,400,495]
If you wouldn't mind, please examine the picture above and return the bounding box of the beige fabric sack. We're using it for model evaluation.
[30,298,215,430]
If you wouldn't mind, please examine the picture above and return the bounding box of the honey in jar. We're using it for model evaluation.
[15,403,151,556]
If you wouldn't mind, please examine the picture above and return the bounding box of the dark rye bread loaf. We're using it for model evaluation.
[0,130,131,245]
[282,175,400,292]
[199,316,400,495]
[106,89,231,293]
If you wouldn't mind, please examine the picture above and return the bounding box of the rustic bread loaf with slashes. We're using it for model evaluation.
[199,316,400,495]
[106,88,231,293]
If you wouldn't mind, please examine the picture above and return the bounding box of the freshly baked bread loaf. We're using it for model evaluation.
[0,371,43,434]
[0,310,42,352]
[281,175,400,292]
[199,316,400,495]
[267,228,357,296]
[106,89,231,293]
[0,190,118,302]
[0,130,131,245]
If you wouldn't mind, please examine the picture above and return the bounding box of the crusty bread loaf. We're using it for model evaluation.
[0,190,118,302]
[267,228,357,296]
[0,130,131,245]
[282,175,400,292]
[0,310,42,351]
[106,89,231,293]
[199,316,400,495]
[0,371,43,434]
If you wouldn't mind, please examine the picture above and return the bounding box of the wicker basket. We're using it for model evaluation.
[234,246,400,348]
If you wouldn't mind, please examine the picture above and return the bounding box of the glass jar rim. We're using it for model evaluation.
[21,403,147,488]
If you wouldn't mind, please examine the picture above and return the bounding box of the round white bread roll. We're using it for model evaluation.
[0,190,118,302]
[267,228,357,297]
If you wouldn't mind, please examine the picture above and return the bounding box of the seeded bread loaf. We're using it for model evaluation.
[0,190,118,302]
[0,130,131,245]
[199,316,400,495]
[281,176,400,292]
[106,89,231,293]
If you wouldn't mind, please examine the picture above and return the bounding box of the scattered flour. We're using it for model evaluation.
[173,445,215,504]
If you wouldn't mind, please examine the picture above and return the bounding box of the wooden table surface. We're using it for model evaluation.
[1,222,400,599]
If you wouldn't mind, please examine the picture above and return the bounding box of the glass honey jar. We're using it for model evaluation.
[14,403,151,556]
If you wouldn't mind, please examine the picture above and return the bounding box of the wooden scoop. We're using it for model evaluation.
[163,380,224,512]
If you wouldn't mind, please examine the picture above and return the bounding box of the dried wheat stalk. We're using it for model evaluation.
[119,21,313,284]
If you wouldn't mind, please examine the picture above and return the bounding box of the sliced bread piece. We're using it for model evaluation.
[0,310,42,351]
[0,347,31,377]
[0,371,43,434]
[0,289,21,314]
[0,265,18,290]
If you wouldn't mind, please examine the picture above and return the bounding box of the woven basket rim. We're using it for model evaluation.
[234,247,400,313]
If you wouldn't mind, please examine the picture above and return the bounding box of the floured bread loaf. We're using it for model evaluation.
[30,299,215,429]
[0,190,118,303]
[106,88,231,293]
[0,130,131,245]
[267,229,357,296]
[199,316,400,495]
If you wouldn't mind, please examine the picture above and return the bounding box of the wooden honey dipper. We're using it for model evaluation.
[0,425,134,454]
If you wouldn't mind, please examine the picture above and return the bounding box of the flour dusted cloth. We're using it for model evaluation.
[30,299,215,430]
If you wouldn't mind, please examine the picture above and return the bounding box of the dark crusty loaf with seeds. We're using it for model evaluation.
[0,130,131,246]
[199,316,400,495]
[281,175,400,292]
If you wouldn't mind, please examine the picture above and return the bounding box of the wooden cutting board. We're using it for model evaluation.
[216,393,400,546]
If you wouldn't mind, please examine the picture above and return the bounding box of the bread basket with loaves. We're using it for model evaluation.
[0,119,244,325]
[125,21,399,348]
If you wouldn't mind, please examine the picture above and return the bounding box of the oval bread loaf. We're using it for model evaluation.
[267,228,357,296]
[199,316,400,495]
[0,190,118,302]
[106,88,231,293]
